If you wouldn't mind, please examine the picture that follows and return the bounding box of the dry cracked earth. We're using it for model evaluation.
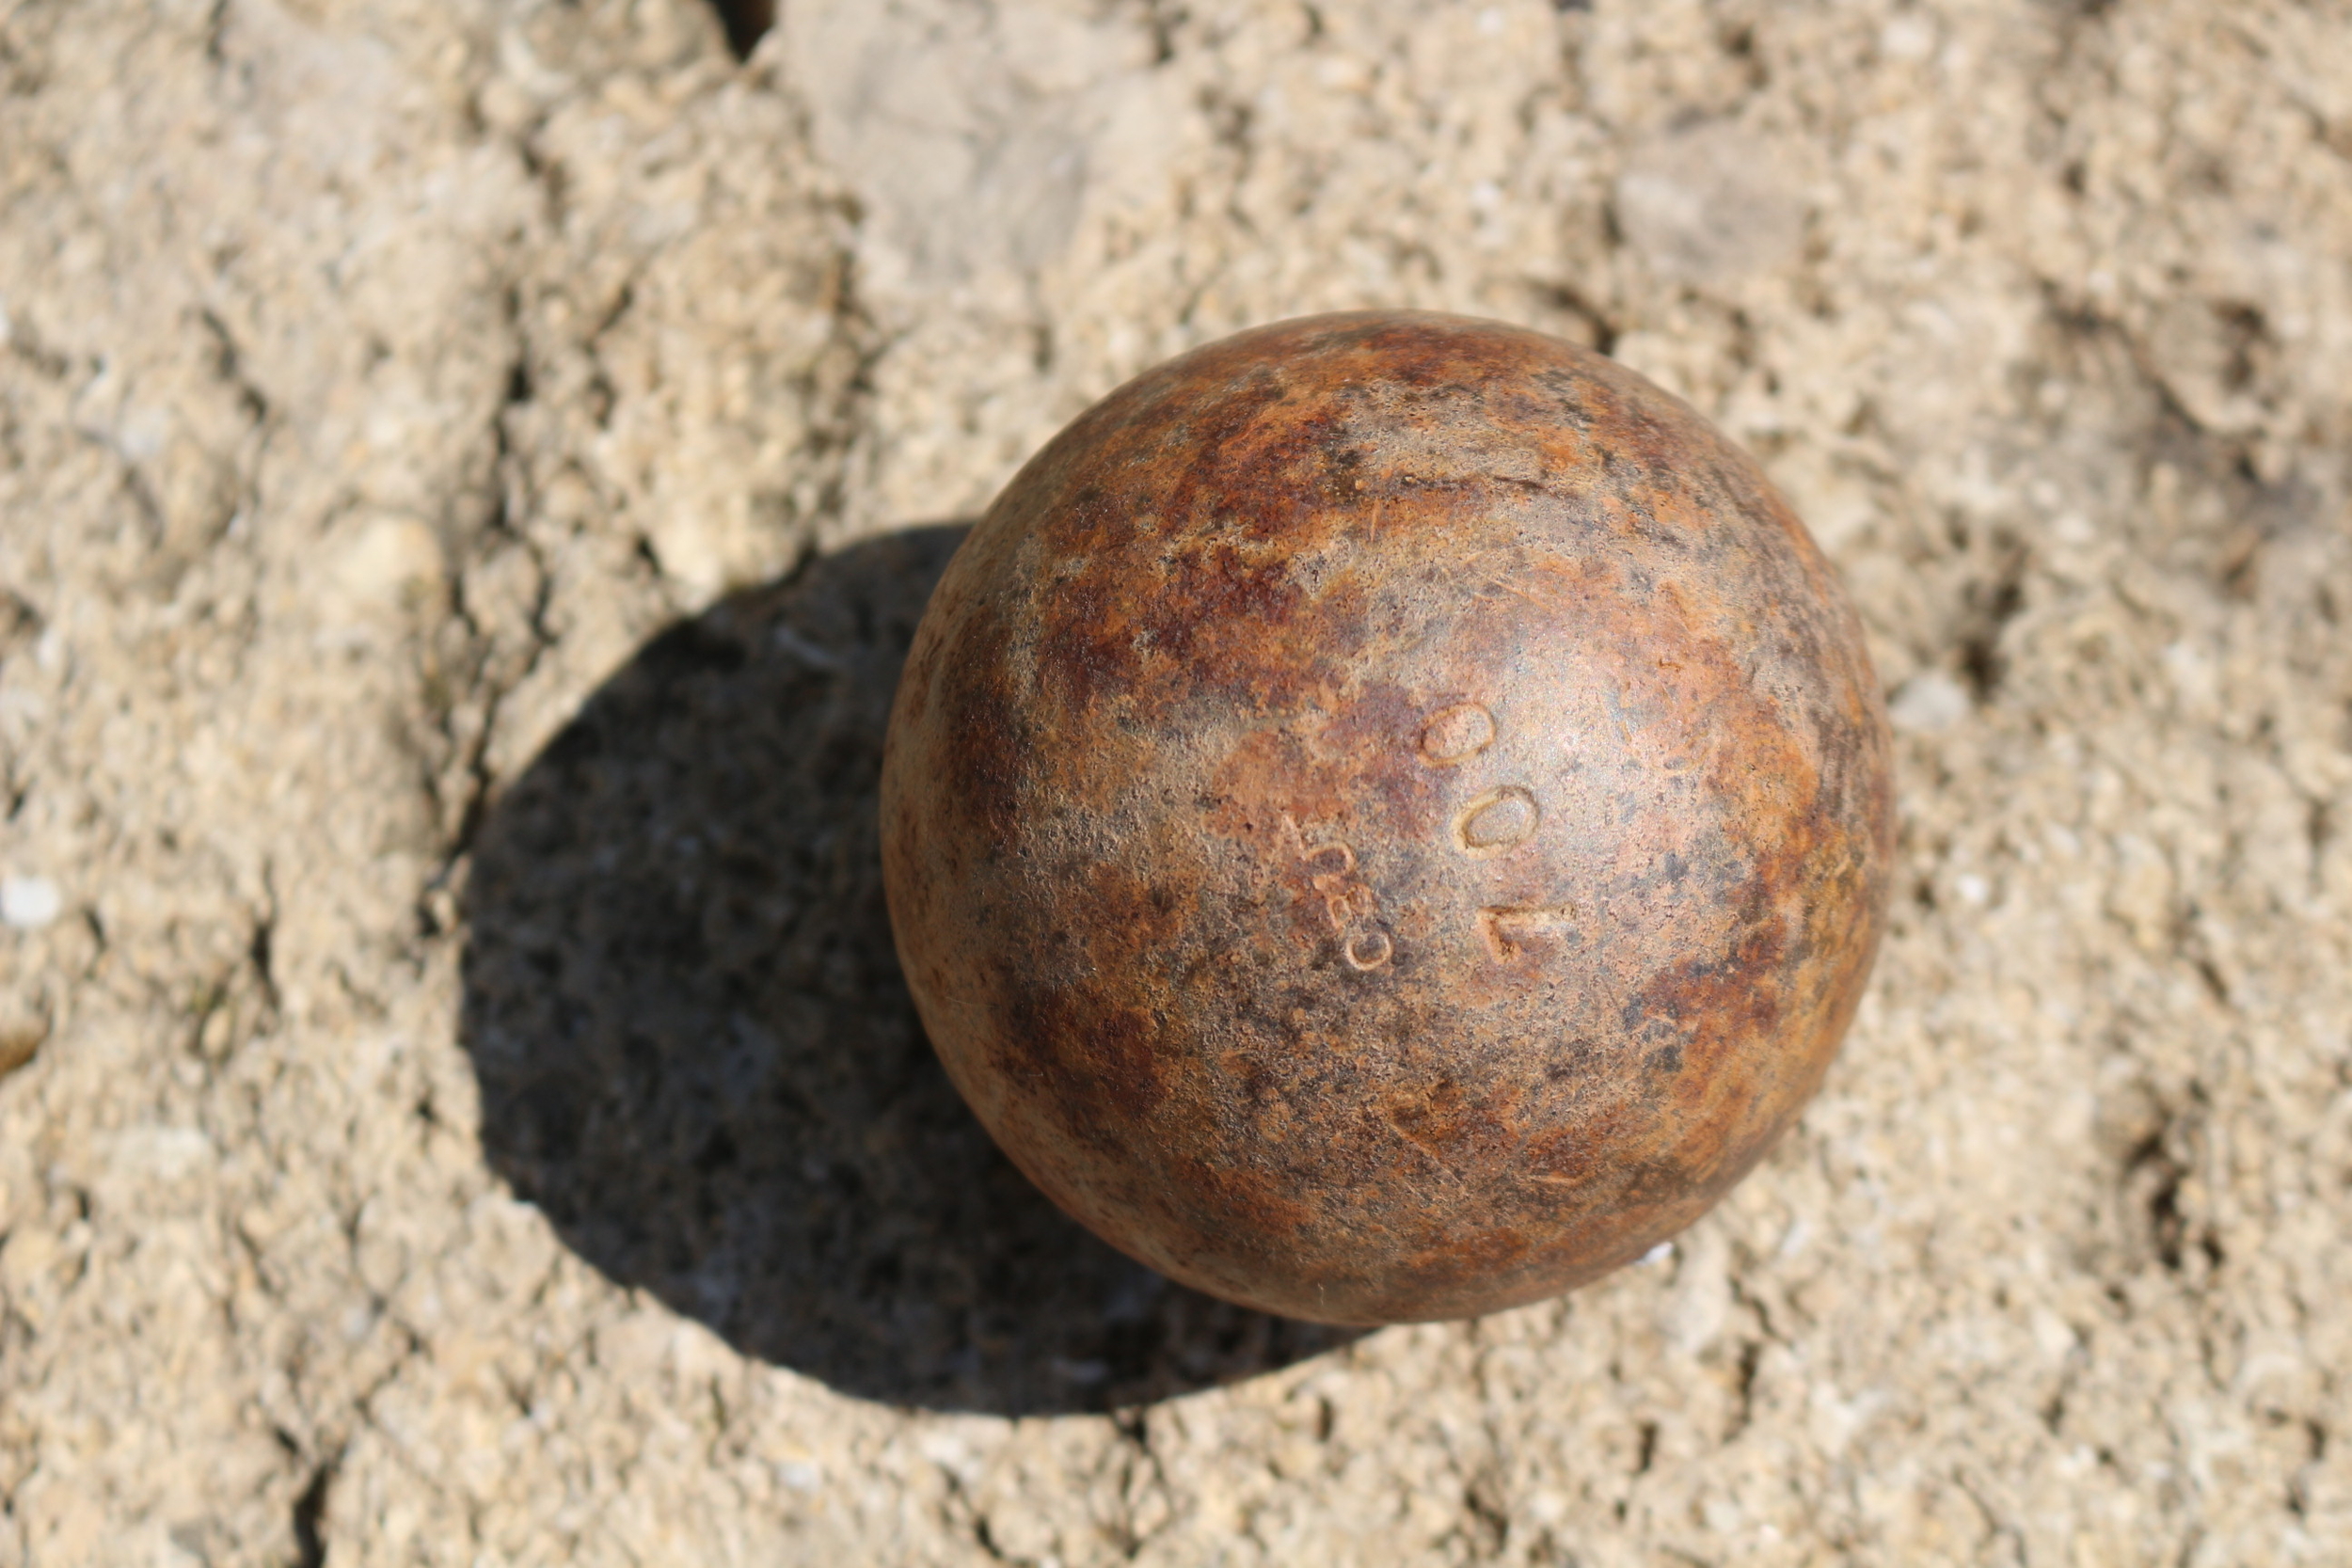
[4,0,2352,1562]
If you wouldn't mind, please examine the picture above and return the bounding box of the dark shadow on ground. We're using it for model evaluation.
[457,526,1359,1415]
[703,0,773,62]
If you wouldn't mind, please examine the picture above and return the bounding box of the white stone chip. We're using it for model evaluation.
[0,876,62,929]
[1887,670,1973,734]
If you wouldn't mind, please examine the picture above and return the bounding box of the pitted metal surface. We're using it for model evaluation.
[882,310,1894,1324]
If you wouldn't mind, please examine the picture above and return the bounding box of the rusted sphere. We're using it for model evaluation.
[880,310,1893,1325]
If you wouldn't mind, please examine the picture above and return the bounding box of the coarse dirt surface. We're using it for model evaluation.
[3,1,2351,1563]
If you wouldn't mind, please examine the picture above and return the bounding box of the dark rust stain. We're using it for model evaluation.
[881,310,1894,1324]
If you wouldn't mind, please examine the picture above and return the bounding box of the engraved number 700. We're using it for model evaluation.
[1421,701,1572,964]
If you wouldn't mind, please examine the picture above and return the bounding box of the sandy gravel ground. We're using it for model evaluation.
[5,0,2352,1562]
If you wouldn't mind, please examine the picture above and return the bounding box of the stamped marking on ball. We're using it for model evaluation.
[1454,785,1540,856]
[1279,813,1394,971]
[1418,701,1497,765]
[1412,703,1577,962]
[1476,903,1581,962]
[1308,842,1353,869]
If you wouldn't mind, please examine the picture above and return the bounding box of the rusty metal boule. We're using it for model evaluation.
[880,310,1894,1326]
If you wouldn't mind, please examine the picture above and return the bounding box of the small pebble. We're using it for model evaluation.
[0,875,61,929]
[1887,670,1972,734]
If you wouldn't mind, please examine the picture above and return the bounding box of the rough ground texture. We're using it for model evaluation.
[1,0,2349,1562]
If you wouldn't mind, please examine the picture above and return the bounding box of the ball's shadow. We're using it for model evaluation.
[458,526,1358,1415]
